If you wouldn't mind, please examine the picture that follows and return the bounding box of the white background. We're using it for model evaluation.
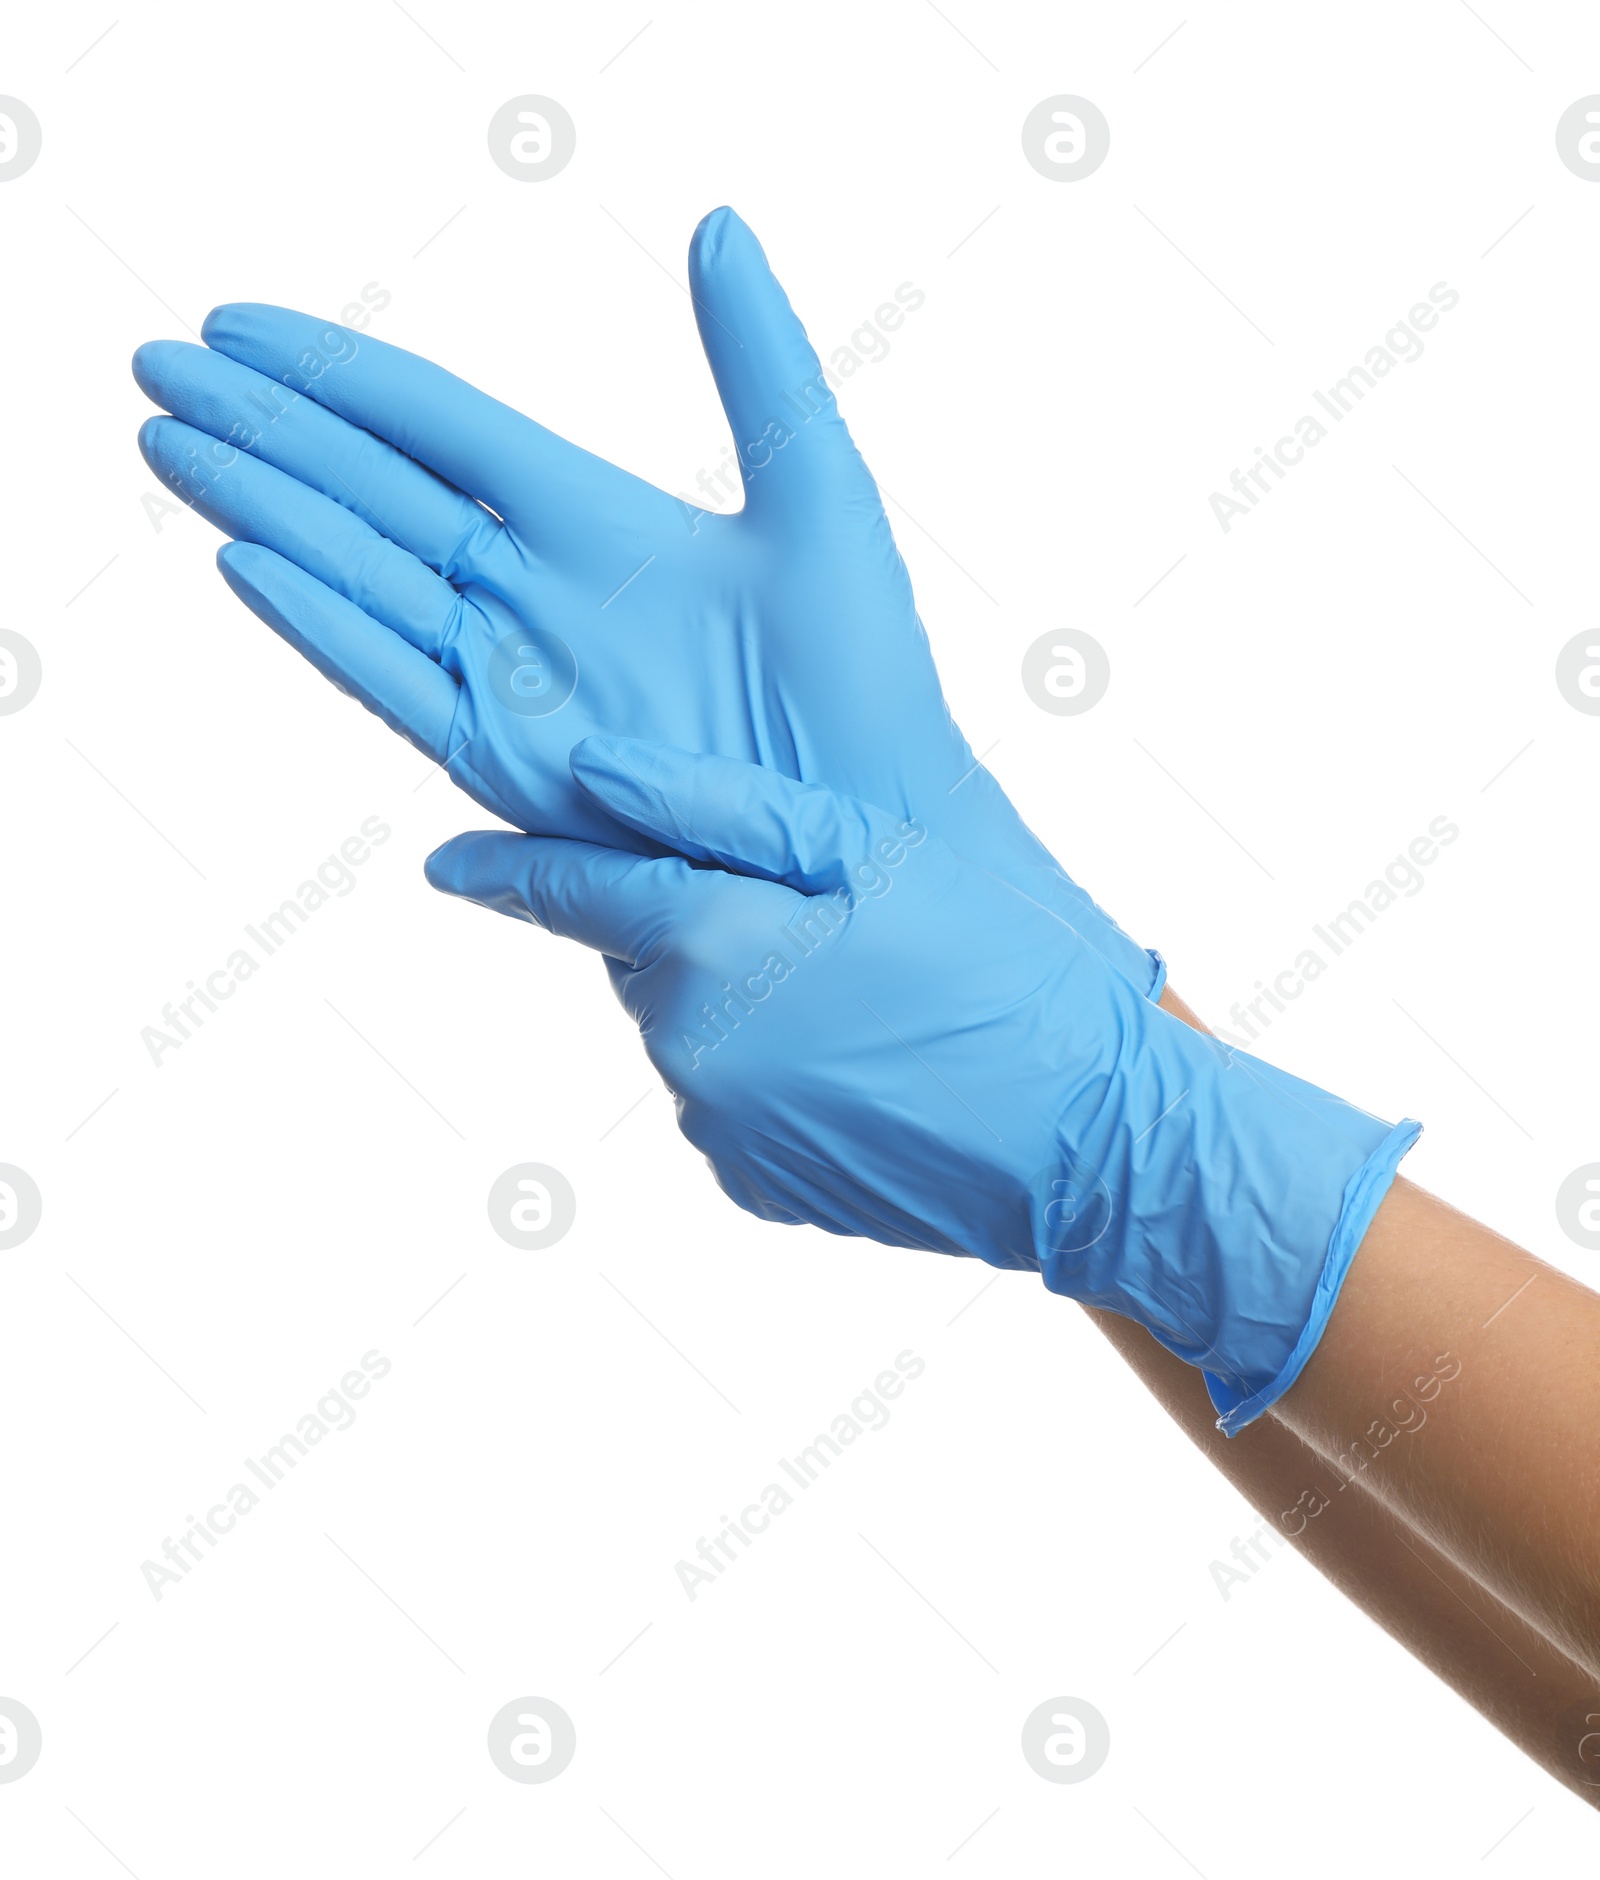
[1,1,1597,1872]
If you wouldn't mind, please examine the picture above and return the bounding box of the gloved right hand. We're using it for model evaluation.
[427,737,1419,1437]
[131,207,1163,997]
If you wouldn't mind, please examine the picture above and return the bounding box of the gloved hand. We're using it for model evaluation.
[131,207,1162,997]
[427,737,1420,1435]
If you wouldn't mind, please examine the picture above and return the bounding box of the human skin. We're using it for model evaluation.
[1138,983,1600,1801]
[1091,1298,1600,1804]
[1276,1176,1600,1687]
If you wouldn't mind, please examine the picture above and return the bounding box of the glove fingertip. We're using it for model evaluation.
[688,204,745,273]
[201,302,247,347]
[131,338,182,393]
[203,301,297,357]
[568,731,623,780]
[421,839,466,894]
[569,735,684,847]
[215,538,270,589]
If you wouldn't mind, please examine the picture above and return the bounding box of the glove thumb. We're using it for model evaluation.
[570,736,928,899]
[424,828,700,969]
[688,207,876,520]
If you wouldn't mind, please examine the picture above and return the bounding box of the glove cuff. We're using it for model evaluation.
[1027,992,1420,1432]
[1201,1116,1421,1434]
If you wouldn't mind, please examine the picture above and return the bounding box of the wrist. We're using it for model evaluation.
[1020,985,1421,1433]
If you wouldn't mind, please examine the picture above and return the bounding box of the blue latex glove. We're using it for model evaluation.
[131,208,1162,998]
[427,737,1420,1435]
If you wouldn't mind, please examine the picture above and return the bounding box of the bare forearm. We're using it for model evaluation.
[1135,981,1600,1794]
[1275,1176,1600,1681]
[1090,1304,1600,1803]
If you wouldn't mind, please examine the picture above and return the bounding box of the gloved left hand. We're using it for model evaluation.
[427,736,1419,1435]
[131,207,1162,998]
